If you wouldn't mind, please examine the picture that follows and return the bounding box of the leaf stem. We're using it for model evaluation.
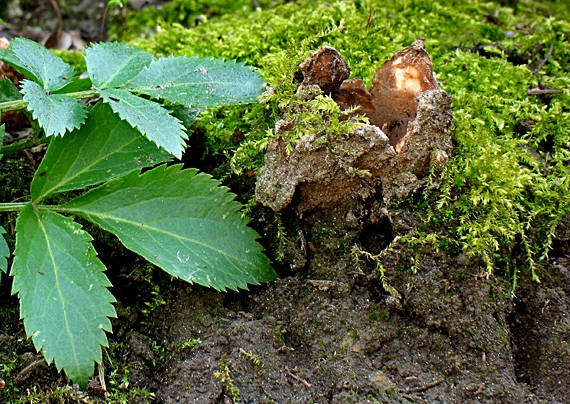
[0,202,28,212]
[0,135,50,156]
[37,205,62,211]
[0,89,99,112]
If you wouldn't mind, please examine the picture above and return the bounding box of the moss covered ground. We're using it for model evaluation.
[0,1,568,402]
[122,0,568,282]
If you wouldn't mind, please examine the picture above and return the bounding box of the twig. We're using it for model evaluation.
[527,88,562,95]
[285,366,312,388]
[404,378,443,394]
[529,44,554,89]
[536,44,554,77]
[14,358,46,384]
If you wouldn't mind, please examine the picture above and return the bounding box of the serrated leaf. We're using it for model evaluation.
[64,164,276,291]
[0,47,38,84]
[0,37,75,91]
[22,80,87,136]
[0,225,8,274]
[167,104,199,129]
[100,88,186,158]
[85,42,155,89]
[0,77,22,101]
[31,102,172,202]
[11,205,116,386]
[129,56,265,108]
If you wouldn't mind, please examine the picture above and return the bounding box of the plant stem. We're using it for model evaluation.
[0,202,28,212]
[0,89,99,113]
[0,135,49,156]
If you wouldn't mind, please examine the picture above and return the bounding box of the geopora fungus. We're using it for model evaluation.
[256,40,453,214]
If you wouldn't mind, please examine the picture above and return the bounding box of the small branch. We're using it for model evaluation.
[14,358,46,384]
[404,378,444,394]
[529,44,555,89]
[527,87,563,95]
[536,44,554,76]
[284,366,312,388]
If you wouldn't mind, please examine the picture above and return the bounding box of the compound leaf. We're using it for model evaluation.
[22,80,86,136]
[0,225,8,274]
[0,37,74,91]
[100,88,186,158]
[31,102,172,202]
[11,205,116,386]
[85,42,155,89]
[64,164,276,291]
[129,56,265,108]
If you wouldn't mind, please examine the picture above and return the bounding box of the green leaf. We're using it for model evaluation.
[168,104,199,129]
[0,225,8,274]
[0,47,36,84]
[52,77,93,94]
[100,88,186,158]
[22,80,87,136]
[0,77,22,101]
[11,205,116,386]
[31,102,172,202]
[85,42,155,89]
[64,164,276,291]
[0,37,75,91]
[129,56,265,108]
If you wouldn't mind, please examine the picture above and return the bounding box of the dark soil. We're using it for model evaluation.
[109,208,568,403]
[0,2,568,403]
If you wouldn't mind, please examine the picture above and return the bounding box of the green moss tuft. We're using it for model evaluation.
[125,0,569,282]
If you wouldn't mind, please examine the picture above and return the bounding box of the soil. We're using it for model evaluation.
[1,2,569,404]
[118,208,567,403]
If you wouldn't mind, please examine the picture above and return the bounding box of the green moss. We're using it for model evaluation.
[125,0,569,282]
[109,0,291,41]
[52,49,87,73]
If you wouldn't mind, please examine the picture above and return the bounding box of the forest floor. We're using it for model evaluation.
[0,1,568,403]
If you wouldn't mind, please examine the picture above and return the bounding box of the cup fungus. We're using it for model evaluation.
[256,40,453,215]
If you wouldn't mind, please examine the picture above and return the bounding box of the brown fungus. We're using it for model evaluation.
[335,38,439,148]
[296,46,351,96]
[255,40,453,215]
